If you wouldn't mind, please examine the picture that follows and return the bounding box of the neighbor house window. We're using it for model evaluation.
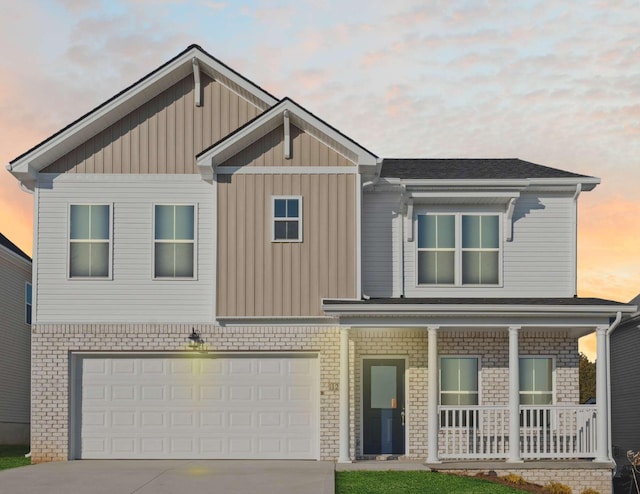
[440,357,479,406]
[519,357,553,405]
[272,196,302,242]
[417,213,500,286]
[154,205,195,278]
[25,282,32,325]
[69,204,110,278]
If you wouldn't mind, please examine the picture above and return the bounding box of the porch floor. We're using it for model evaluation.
[335,459,613,471]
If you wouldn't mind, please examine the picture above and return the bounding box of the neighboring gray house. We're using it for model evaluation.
[0,232,31,444]
[6,44,637,493]
[610,293,640,471]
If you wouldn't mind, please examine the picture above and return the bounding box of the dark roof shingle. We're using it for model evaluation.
[0,233,31,262]
[381,158,593,180]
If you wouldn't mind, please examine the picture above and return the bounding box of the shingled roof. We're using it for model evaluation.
[381,158,593,180]
[0,233,31,262]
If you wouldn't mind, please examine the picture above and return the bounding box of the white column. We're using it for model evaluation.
[508,326,523,463]
[595,325,608,462]
[427,326,440,463]
[338,327,351,463]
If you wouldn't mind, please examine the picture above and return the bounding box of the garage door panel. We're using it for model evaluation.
[79,355,319,459]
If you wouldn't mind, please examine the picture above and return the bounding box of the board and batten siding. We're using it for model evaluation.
[221,125,354,168]
[217,173,357,317]
[0,246,31,429]
[35,175,214,323]
[43,74,262,175]
[362,190,576,298]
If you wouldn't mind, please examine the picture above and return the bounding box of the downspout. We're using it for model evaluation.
[606,311,622,464]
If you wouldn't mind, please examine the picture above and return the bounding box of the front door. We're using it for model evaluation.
[362,358,405,455]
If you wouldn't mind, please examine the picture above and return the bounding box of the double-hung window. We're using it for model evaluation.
[440,357,479,406]
[25,282,32,325]
[69,204,111,278]
[519,357,553,405]
[272,196,302,242]
[154,205,195,278]
[417,213,500,286]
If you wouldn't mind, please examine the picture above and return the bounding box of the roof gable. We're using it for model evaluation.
[0,233,31,263]
[196,98,378,181]
[7,45,279,187]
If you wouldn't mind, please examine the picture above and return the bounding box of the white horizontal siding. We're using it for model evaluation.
[0,249,31,424]
[36,175,214,323]
[404,192,575,297]
[362,191,402,297]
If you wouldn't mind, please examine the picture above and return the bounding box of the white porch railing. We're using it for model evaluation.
[438,405,598,460]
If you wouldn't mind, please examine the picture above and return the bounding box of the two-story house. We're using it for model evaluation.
[0,233,32,445]
[7,45,635,493]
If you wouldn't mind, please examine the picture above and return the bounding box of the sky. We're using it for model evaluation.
[1,0,639,360]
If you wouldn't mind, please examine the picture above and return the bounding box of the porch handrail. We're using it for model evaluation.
[438,405,597,460]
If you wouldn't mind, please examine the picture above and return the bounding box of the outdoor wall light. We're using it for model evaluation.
[188,328,205,350]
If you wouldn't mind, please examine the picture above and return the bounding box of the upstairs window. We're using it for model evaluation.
[272,196,302,242]
[69,204,110,278]
[417,213,500,286]
[154,205,195,278]
[25,282,32,325]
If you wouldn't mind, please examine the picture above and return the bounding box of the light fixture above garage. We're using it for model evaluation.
[188,328,205,350]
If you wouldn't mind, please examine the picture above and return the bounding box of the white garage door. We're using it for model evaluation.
[77,355,319,459]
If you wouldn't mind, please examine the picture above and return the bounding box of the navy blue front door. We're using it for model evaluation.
[363,359,405,455]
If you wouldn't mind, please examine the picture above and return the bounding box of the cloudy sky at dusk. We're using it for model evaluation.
[1,0,639,359]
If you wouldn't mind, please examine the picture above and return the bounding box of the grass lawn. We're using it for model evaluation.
[335,471,529,494]
[0,445,31,471]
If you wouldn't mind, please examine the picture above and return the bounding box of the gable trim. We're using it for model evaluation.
[8,45,279,188]
[196,98,378,181]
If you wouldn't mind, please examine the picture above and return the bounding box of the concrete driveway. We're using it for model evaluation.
[0,460,335,494]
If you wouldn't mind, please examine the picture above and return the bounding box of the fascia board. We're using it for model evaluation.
[9,47,279,176]
[0,245,32,268]
[321,302,637,317]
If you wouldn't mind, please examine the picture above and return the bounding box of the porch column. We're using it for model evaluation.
[595,325,608,462]
[338,327,351,463]
[508,326,523,463]
[427,326,440,463]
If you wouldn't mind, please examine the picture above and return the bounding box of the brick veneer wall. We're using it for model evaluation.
[350,328,579,459]
[31,324,340,463]
[437,468,612,494]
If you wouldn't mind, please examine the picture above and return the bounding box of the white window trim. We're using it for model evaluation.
[67,203,113,280]
[414,209,503,287]
[438,355,482,406]
[272,195,303,243]
[25,282,32,325]
[518,355,556,405]
[152,203,198,281]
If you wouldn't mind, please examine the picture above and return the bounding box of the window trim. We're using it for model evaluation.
[519,355,556,405]
[67,203,113,280]
[152,203,198,280]
[439,355,481,406]
[415,209,503,287]
[271,195,303,243]
[25,282,32,325]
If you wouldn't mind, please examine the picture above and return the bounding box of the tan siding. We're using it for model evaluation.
[221,125,355,167]
[217,173,357,317]
[43,75,262,174]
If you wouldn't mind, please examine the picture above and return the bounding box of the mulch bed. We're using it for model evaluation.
[473,472,546,493]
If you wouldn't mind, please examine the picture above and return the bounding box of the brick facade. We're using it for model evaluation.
[31,323,341,463]
[32,323,580,467]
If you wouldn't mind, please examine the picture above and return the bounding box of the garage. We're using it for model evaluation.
[73,354,319,459]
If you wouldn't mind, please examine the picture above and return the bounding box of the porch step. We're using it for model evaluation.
[375,455,399,461]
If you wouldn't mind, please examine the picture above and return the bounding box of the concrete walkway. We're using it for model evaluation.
[0,460,335,494]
